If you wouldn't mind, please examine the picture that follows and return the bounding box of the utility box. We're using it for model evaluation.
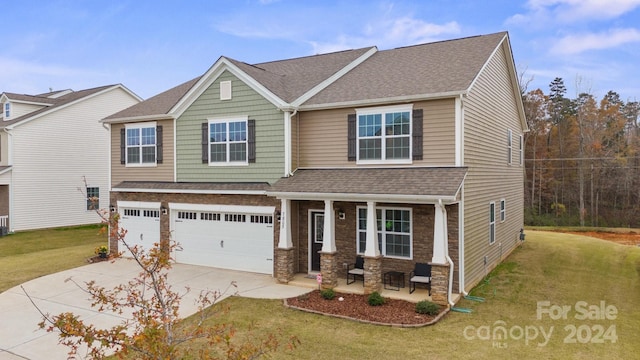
[0,226,7,237]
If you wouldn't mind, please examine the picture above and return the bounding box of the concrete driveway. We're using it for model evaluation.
[0,259,311,360]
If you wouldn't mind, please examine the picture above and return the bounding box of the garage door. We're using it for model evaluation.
[170,204,275,274]
[117,201,161,256]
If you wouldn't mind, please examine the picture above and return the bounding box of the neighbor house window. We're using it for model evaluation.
[507,129,513,165]
[86,187,99,210]
[357,206,412,259]
[500,199,506,222]
[357,105,412,163]
[208,117,247,164]
[489,202,496,244]
[126,123,156,165]
[4,102,10,118]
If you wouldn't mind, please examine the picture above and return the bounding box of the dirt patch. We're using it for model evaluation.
[562,231,640,246]
[285,290,445,327]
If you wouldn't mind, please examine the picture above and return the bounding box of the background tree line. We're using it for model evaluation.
[522,77,639,227]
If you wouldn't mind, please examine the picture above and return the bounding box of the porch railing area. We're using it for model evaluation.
[0,215,7,228]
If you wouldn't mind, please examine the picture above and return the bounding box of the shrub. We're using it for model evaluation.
[320,288,335,300]
[415,300,440,315]
[367,292,385,306]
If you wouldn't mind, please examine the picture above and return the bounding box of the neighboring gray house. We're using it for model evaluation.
[0,85,141,232]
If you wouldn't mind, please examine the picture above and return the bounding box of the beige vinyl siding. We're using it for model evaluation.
[462,43,525,292]
[176,71,284,183]
[10,103,46,120]
[297,99,456,168]
[110,119,175,184]
[10,87,139,231]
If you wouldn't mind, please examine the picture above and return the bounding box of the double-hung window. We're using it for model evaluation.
[4,102,10,118]
[500,199,506,222]
[507,129,513,165]
[357,105,412,163]
[86,187,99,210]
[208,117,248,165]
[126,123,156,165]
[357,206,412,259]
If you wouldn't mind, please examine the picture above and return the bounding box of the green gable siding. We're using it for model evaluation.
[176,71,284,183]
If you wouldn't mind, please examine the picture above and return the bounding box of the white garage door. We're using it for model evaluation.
[170,204,275,274]
[117,201,161,256]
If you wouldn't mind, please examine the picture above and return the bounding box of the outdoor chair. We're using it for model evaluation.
[347,256,365,285]
[409,263,431,295]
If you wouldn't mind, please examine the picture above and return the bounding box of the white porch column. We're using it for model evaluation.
[432,200,449,264]
[277,198,292,249]
[364,201,380,257]
[321,200,336,253]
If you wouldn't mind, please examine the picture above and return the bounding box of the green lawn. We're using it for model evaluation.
[188,231,640,359]
[0,224,107,293]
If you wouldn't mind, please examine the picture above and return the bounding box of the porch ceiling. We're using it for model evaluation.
[268,167,467,203]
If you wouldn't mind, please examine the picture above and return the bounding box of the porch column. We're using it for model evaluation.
[364,201,382,294]
[364,201,379,257]
[278,198,292,249]
[320,200,338,288]
[275,198,294,284]
[321,200,336,253]
[431,200,449,265]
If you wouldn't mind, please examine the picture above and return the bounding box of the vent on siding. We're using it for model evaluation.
[220,81,232,100]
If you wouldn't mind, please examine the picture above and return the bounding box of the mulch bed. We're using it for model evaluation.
[285,290,447,327]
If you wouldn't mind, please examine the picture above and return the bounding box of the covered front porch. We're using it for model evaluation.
[268,167,467,307]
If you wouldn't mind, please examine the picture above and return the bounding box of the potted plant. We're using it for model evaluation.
[95,245,109,259]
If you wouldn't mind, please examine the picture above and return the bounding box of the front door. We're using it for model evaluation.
[310,211,324,272]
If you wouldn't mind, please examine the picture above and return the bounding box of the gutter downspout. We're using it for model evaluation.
[283,108,297,177]
[457,93,468,297]
[102,123,111,194]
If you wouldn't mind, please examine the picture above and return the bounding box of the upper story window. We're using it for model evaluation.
[4,102,10,118]
[357,105,412,163]
[126,123,156,166]
[207,117,247,165]
[489,201,496,244]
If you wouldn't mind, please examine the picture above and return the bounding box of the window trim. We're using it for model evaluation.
[355,104,413,165]
[124,122,157,167]
[519,134,524,166]
[489,201,496,245]
[207,116,249,166]
[356,205,413,260]
[500,199,506,222]
[4,102,10,118]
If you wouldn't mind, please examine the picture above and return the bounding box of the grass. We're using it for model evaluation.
[177,230,640,359]
[0,224,106,293]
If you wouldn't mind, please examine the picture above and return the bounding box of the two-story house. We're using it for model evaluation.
[103,32,527,305]
[0,85,141,232]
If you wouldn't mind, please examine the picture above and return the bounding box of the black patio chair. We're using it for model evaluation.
[347,256,364,285]
[409,263,431,295]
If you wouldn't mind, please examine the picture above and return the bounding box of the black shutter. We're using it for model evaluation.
[347,114,356,161]
[412,109,423,160]
[248,119,256,163]
[201,122,209,163]
[120,127,126,164]
[156,125,163,164]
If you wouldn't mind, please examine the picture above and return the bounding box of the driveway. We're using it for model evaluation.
[0,259,311,360]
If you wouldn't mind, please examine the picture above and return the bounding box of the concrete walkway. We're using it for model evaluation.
[0,259,311,360]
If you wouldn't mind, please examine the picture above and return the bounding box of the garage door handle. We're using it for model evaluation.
[220,240,224,248]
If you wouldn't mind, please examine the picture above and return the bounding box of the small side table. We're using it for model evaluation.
[383,271,405,291]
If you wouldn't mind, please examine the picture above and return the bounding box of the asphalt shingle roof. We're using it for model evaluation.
[269,167,467,198]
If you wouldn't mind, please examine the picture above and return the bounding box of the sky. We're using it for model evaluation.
[1,0,639,102]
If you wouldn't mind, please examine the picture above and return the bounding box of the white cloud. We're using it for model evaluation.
[310,17,461,54]
[550,28,640,54]
[507,0,640,25]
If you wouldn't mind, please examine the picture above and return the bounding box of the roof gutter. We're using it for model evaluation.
[267,191,459,204]
[297,90,466,111]
[101,114,175,124]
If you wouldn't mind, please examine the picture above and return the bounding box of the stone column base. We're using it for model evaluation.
[429,262,451,306]
[364,255,383,294]
[320,252,338,289]
[275,247,295,284]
